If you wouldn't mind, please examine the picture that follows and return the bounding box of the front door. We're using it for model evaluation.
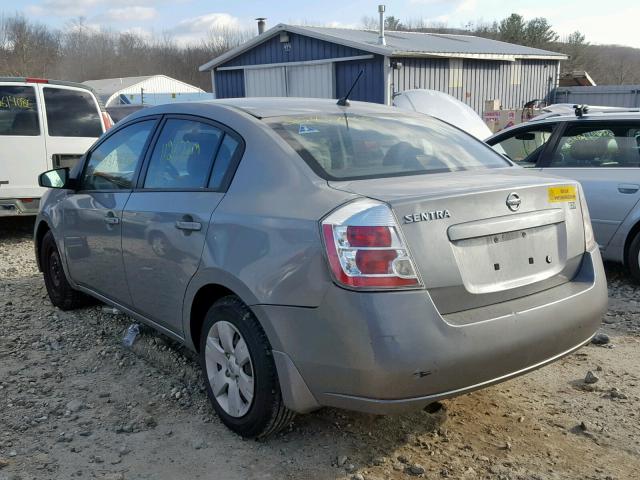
[122,116,241,332]
[62,119,157,305]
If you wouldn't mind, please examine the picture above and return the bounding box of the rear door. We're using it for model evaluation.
[121,115,242,333]
[0,82,46,202]
[62,118,158,305]
[539,121,640,248]
[41,85,105,171]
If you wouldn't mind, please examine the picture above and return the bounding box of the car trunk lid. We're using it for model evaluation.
[329,168,586,314]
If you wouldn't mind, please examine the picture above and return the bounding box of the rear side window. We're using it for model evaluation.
[208,134,239,190]
[43,87,103,138]
[144,119,223,189]
[550,124,640,168]
[81,120,155,190]
[0,86,39,136]
[268,113,509,180]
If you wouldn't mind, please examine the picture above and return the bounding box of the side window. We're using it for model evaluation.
[81,120,155,190]
[209,134,240,190]
[0,86,39,136]
[43,87,103,137]
[549,125,638,168]
[144,119,222,189]
[492,126,554,167]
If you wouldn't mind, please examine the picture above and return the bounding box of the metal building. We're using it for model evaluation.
[199,24,567,113]
[550,85,640,108]
[82,75,209,107]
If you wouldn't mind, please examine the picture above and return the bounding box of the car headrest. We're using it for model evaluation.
[569,137,608,161]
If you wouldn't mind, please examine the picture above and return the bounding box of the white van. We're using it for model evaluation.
[0,77,111,216]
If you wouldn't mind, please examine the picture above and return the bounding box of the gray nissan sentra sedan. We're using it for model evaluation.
[34,98,608,438]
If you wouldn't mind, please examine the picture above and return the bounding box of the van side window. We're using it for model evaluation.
[0,86,40,136]
[144,119,222,189]
[81,120,155,190]
[209,134,240,190]
[43,87,103,137]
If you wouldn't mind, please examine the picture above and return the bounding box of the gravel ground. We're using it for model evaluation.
[1,217,639,480]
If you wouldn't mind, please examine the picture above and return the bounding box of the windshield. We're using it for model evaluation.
[267,113,510,180]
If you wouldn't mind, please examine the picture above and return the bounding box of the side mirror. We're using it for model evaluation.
[38,168,72,189]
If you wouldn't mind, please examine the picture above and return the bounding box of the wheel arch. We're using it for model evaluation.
[623,218,640,266]
[34,220,51,272]
[183,269,263,353]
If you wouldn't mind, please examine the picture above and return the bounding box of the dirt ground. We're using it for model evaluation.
[1,217,639,480]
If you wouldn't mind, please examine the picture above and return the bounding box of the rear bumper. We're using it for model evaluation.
[255,247,607,414]
[0,198,40,216]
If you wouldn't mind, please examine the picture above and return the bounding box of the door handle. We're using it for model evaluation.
[104,213,120,225]
[175,221,202,231]
[618,184,640,194]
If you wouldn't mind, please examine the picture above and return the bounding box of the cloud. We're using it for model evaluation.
[105,6,157,22]
[26,0,103,17]
[26,0,162,18]
[165,13,245,45]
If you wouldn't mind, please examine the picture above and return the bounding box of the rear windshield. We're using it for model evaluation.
[43,87,103,138]
[0,85,39,136]
[267,113,510,180]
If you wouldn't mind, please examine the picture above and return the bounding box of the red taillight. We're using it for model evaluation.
[26,77,48,83]
[101,112,114,130]
[347,226,392,247]
[355,249,397,274]
[321,199,422,290]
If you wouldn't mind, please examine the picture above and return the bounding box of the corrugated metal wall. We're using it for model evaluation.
[221,32,369,67]
[550,85,640,107]
[215,30,384,103]
[244,67,287,97]
[287,64,334,98]
[335,57,385,104]
[392,58,559,113]
[215,69,244,98]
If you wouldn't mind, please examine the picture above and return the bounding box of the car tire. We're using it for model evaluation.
[627,231,640,283]
[41,230,92,310]
[199,295,295,438]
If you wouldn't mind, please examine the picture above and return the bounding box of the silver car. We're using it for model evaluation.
[34,98,607,438]
[487,111,640,281]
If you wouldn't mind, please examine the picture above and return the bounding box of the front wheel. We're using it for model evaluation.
[199,296,294,438]
[41,230,92,310]
[627,231,640,283]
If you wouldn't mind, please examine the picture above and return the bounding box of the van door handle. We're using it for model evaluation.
[175,220,202,231]
[618,184,640,194]
[104,213,120,225]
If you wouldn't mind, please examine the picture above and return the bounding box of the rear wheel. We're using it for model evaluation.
[41,231,92,310]
[199,296,295,438]
[627,231,640,283]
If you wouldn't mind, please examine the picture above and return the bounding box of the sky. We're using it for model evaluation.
[1,0,639,48]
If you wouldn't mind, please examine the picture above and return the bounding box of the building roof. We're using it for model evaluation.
[200,24,567,71]
[83,75,203,105]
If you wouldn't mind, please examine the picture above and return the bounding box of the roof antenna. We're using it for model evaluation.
[337,69,364,106]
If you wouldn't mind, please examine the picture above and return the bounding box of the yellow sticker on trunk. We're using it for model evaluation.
[548,185,577,203]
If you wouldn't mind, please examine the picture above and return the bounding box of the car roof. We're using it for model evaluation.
[489,111,640,139]
[135,97,406,120]
[528,111,640,124]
